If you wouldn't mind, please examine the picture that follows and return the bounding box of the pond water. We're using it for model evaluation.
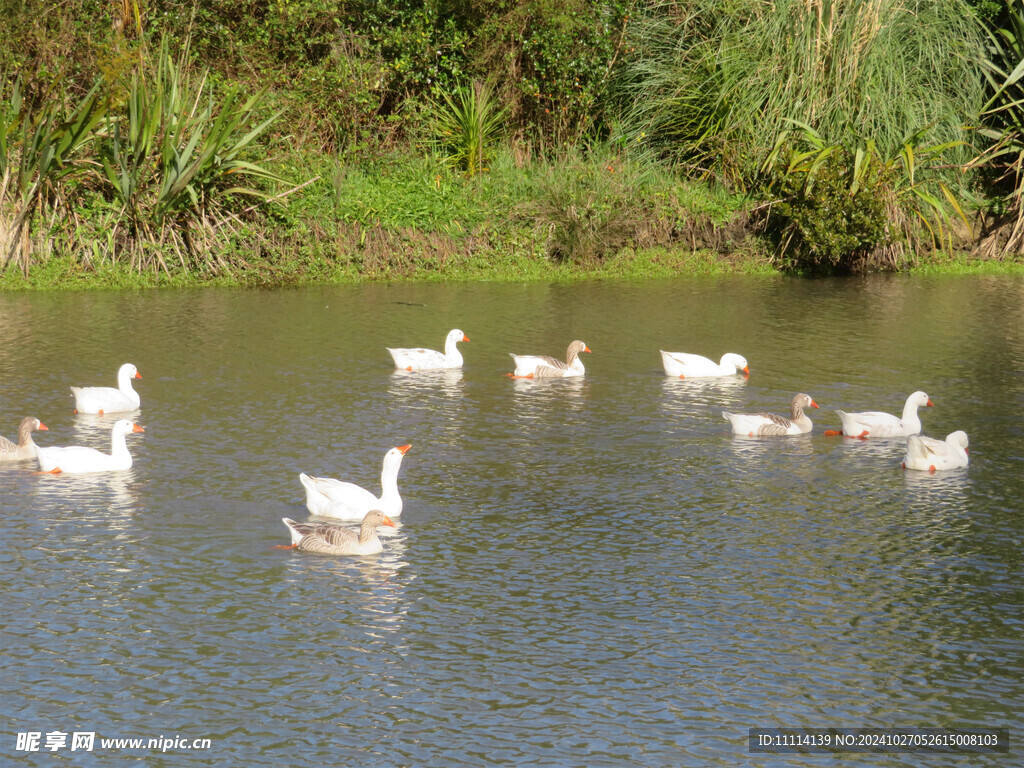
[1,275,1021,766]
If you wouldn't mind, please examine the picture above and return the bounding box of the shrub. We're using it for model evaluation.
[769,148,893,272]
[533,151,636,264]
[764,123,971,272]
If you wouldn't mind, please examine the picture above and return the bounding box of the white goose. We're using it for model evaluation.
[71,363,142,414]
[509,340,590,378]
[723,393,818,436]
[299,444,411,520]
[660,350,749,378]
[832,391,933,438]
[0,417,49,462]
[387,329,470,371]
[278,510,397,555]
[36,419,145,474]
[902,431,969,472]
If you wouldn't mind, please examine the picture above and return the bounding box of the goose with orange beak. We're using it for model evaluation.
[299,444,411,520]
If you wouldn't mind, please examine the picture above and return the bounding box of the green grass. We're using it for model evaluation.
[905,257,1024,276]
[10,239,1006,292]
[1,145,1016,292]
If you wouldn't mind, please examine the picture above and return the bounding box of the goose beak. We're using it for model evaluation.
[396,444,411,454]
[926,399,934,407]
[132,424,146,433]
[463,334,471,342]
[742,366,750,375]
[584,345,592,353]
[809,400,820,409]
[382,516,397,528]
[135,372,142,379]
[39,423,49,431]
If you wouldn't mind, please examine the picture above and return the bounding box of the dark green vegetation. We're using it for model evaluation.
[0,0,1021,289]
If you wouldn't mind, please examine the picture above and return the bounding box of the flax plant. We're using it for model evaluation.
[1,79,107,272]
[99,39,290,272]
[971,2,1024,258]
[424,81,507,176]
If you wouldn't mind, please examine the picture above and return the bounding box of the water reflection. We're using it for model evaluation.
[72,410,143,431]
[828,433,907,460]
[510,375,587,402]
[726,432,817,458]
[901,465,972,501]
[387,368,465,399]
[28,469,141,521]
[659,376,748,423]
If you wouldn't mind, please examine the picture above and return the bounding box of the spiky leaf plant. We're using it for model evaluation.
[971,1,1024,258]
[424,80,507,176]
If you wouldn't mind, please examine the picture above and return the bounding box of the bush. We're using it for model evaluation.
[770,148,893,273]
[764,121,973,273]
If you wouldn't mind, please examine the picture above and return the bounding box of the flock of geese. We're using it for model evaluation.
[2,329,970,556]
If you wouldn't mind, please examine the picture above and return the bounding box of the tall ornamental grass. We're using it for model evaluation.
[623,0,986,186]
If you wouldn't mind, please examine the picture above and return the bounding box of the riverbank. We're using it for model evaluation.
[1,244,1020,292]
[2,146,1020,292]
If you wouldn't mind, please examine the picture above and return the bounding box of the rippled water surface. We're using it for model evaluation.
[1,275,1022,766]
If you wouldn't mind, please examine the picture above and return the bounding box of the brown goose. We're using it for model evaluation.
[509,340,591,378]
[0,417,48,462]
[278,510,396,555]
[723,393,818,436]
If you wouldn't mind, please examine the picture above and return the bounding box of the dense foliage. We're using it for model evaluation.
[972,1,1024,257]
[0,0,1019,283]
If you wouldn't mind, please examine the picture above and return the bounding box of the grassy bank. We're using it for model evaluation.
[0,146,780,290]
[2,238,1019,292]
[1,138,1019,292]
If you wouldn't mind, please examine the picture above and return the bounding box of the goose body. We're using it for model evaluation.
[723,393,818,436]
[0,417,49,462]
[660,350,749,378]
[903,431,969,472]
[388,329,469,371]
[835,391,933,437]
[280,510,397,555]
[509,340,590,378]
[36,419,144,474]
[299,445,410,520]
[71,363,142,414]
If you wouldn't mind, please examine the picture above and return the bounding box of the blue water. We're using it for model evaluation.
[1,275,1021,766]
